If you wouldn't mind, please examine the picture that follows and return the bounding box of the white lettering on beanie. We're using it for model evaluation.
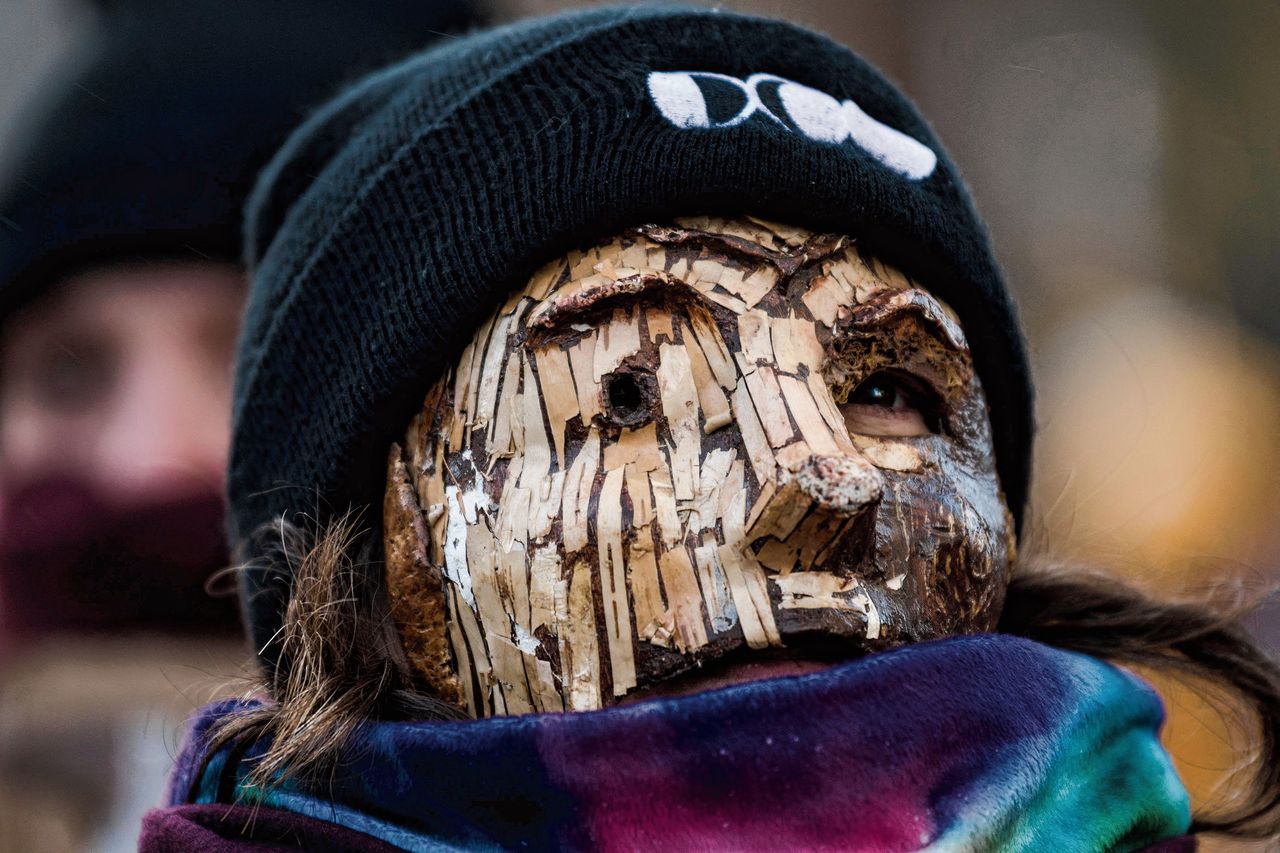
[647,71,937,180]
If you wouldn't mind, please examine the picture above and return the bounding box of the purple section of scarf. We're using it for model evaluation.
[520,635,1188,850]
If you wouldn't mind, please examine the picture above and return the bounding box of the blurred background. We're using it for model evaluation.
[1,0,1276,851]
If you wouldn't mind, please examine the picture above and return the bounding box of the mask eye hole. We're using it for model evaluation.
[603,369,657,428]
[841,370,942,437]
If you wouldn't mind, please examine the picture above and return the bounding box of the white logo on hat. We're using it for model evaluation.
[646,71,937,180]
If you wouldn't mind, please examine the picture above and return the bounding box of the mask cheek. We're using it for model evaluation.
[866,445,1011,641]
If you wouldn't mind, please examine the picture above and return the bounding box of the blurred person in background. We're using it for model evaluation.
[0,1,477,849]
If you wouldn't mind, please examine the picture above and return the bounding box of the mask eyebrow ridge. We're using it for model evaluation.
[524,271,705,348]
[841,288,970,353]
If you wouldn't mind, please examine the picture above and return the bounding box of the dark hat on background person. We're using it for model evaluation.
[0,0,479,324]
[232,5,1036,666]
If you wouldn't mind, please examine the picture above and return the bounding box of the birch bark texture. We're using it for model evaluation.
[383,216,1013,717]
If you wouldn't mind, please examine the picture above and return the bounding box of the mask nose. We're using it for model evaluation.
[744,448,884,573]
[792,453,883,518]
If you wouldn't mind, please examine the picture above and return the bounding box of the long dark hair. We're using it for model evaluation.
[205,517,1280,840]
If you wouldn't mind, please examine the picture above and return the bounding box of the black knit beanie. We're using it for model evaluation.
[235,5,1035,663]
[0,0,477,322]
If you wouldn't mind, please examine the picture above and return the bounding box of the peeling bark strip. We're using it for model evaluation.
[384,216,1012,716]
[383,443,461,706]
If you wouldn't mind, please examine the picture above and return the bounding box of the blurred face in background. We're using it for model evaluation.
[0,262,244,646]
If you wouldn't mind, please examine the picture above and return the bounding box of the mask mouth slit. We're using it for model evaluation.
[617,638,872,705]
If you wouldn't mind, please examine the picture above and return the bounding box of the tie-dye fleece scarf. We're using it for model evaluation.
[158,635,1193,852]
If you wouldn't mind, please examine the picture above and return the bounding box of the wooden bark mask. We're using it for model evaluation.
[384,216,1014,717]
